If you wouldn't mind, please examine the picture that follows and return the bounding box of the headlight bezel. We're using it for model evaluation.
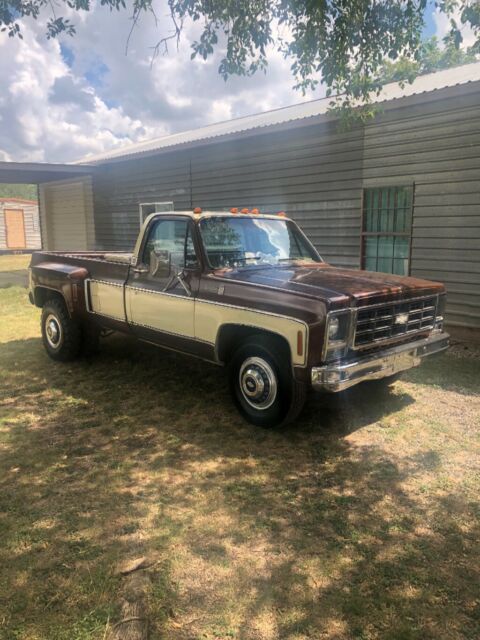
[322,309,354,362]
[434,293,447,332]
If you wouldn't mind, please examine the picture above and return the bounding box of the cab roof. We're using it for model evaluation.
[146,209,290,222]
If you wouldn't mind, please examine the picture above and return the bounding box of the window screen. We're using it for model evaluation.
[139,202,174,226]
[362,186,413,276]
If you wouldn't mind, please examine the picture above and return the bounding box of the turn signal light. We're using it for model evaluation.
[297,330,304,357]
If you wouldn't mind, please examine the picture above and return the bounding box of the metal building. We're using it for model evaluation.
[0,62,479,336]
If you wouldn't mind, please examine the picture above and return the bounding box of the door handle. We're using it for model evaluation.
[133,266,149,274]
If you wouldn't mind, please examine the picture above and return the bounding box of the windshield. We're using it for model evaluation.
[199,216,322,269]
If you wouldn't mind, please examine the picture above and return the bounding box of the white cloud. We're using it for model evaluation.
[433,6,477,48]
[0,1,321,163]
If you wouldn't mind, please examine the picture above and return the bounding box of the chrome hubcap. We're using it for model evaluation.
[45,314,62,349]
[239,357,277,410]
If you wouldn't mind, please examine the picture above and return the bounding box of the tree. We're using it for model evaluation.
[327,33,478,127]
[0,183,37,200]
[378,34,478,84]
[1,0,479,108]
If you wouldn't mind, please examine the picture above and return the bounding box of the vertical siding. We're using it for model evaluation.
[0,200,41,250]
[190,121,363,268]
[41,177,94,251]
[92,152,191,250]
[362,89,480,329]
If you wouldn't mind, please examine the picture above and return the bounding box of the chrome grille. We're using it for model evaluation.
[354,296,437,348]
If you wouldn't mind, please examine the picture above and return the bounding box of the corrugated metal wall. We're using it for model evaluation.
[92,121,364,268]
[363,89,480,330]
[39,177,95,251]
[93,153,192,250]
[0,200,41,250]
[190,121,364,269]
[84,86,480,331]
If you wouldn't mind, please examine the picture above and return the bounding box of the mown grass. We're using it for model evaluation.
[0,286,479,640]
[0,253,31,272]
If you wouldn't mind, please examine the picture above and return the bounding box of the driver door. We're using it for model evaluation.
[125,216,199,346]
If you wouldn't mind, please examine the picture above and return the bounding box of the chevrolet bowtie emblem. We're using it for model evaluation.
[395,312,409,325]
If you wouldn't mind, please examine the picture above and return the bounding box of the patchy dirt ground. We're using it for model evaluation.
[0,286,479,640]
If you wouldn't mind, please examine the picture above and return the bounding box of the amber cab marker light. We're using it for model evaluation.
[297,330,304,357]
[193,207,202,214]
[230,207,238,214]
[251,208,260,215]
[277,211,287,217]
[241,208,249,214]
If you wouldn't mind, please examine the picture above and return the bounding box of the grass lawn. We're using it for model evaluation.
[0,253,31,272]
[1,286,479,640]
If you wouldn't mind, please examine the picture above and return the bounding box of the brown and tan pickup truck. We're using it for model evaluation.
[29,209,449,427]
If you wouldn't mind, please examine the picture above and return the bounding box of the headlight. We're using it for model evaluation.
[323,310,353,362]
[328,316,340,339]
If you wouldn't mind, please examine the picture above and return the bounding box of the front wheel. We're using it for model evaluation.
[228,335,306,428]
[41,298,82,361]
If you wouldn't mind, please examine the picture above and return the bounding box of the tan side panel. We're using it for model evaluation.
[195,300,307,366]
[89,281,125,321]
[126,288,195,337]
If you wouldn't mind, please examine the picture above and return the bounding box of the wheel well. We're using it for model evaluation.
[216,325,291,365]
[34,287,66,309]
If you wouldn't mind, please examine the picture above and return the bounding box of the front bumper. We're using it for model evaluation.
[311,331,449,392]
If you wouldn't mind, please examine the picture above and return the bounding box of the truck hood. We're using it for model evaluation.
[213,263,444,308]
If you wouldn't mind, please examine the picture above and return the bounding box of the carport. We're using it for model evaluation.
[0,161,94,251]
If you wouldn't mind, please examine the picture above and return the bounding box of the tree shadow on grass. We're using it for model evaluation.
[403,351,480,396]
[0,335,478,639]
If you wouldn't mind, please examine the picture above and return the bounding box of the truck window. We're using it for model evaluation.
[143,218,198,272]
[199,216,321,269]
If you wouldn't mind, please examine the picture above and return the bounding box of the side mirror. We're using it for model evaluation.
[150,249,171,278]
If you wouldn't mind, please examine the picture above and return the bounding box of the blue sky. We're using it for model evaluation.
[0,1,475,163]
[423,1,438,38]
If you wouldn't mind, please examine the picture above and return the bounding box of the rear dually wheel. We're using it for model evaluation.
[41,298,82,362]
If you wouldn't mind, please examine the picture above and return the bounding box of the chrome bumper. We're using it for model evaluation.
[311,332,449,392]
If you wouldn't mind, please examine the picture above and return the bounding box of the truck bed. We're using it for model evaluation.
[30,250,133,266]
[29,251,133,299]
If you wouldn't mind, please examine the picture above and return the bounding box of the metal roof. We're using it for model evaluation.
[80,62,480,165]
[0,161,93,184]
